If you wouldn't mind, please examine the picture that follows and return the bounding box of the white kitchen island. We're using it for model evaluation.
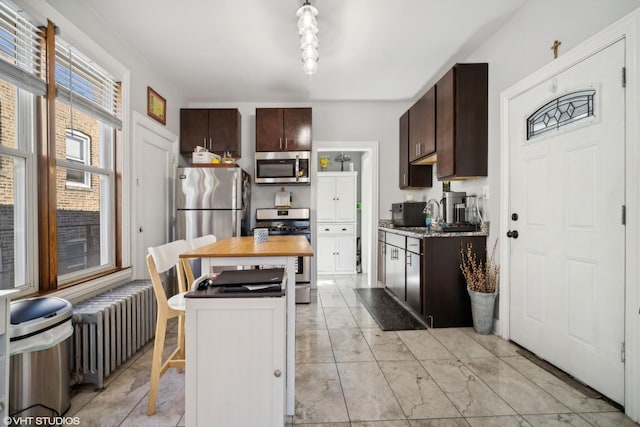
[180,236,313,426]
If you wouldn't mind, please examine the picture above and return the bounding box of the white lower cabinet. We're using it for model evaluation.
[317,223,356,274]
[0,291,17,421]
[186,296,285,427]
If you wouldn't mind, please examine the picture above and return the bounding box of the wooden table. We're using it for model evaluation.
[180,236,313,418]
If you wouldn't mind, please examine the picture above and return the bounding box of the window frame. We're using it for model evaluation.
[1,5,127,294]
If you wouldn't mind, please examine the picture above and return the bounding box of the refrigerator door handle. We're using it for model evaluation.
[232,209,238,237]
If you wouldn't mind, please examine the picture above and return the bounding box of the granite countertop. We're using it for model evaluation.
[378,220,489,238]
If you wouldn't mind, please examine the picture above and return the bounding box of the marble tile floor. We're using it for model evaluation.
[67,274,638,427]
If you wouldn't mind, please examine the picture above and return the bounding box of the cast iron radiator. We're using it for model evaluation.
[70,280,157,389]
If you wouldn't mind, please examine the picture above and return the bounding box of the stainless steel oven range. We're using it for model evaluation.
[255,208,311,303]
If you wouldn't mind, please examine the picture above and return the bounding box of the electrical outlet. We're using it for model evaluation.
[483,186,489,200]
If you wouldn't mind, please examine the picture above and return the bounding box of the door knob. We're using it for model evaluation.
[506,230,519,239]
[274,369,281,377]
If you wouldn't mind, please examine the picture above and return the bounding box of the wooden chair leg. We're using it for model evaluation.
[147,313,168,415]
[176,314,185,373]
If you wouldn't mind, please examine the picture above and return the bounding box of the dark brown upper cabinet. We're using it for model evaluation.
[180,108,242,158]
[435,63,488,180]
[409,86,436,164]
[256,108,312,152]
[400,111,432,188]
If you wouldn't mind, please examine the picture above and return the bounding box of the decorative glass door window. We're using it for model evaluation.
[527,89,596,140]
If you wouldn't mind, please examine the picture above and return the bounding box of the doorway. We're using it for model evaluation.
[132,112,178,279]
[508,40,625,403]
[311,142,379,288]
[500,10,640,419]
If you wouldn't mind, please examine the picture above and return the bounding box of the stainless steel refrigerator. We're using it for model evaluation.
[175,167,251,244]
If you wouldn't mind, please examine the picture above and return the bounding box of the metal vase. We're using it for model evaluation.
[467,287,497,334]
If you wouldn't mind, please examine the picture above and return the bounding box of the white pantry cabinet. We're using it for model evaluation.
[317,172,357,223]
[317,223,356,274]
[317,172,358,274]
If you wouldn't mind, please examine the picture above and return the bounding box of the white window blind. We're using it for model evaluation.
[0,1,46,95]
[55,41,122,129]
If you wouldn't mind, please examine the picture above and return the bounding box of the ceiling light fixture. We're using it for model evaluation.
[297,0,319,75]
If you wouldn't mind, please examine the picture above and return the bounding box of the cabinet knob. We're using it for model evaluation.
[274,369,282,377]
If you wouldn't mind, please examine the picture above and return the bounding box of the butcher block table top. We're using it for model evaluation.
[179,235,314,259]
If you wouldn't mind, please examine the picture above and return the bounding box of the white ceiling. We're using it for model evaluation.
[47,0,526,103]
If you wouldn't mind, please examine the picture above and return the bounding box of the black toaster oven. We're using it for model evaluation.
[392,202,426,227]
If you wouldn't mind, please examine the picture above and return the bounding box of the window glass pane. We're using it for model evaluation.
[0,155,27,289]
[65,130,90,187]
[55,100,103,167]
[0,77,33,290]
[56,168,109,276]
[66,167,86,187]
[0,79,17,149]
[66,135,84,161]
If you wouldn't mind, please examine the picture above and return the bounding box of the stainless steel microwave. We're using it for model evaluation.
[255,151,310,184]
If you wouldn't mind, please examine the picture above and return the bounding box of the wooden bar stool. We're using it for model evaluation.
[146,239,191,415]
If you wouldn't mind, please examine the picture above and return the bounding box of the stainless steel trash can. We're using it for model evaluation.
[9,297,73,418]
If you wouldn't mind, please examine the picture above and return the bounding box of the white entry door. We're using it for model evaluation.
[134,117,176,279]
[508,40,625,403]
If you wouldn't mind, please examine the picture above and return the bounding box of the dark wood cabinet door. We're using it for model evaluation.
[283,108,312,151]
[209,109,241,157]
[422,236,485,327]
[256,108,284,151]
[436,63,488,179]
[399,111,410,188]
[180,109,209,153]
[436,68,456,178]
[409,87,436,162]
[400,110,433,189]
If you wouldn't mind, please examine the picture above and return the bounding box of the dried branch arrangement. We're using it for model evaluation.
[460,240,499,293]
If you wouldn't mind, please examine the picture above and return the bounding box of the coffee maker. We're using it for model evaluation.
[441,191,466,224]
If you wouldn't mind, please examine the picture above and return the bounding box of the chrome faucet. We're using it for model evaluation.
[426,199,441,224]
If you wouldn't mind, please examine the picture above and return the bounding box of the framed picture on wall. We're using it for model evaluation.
[147,86,166,125]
